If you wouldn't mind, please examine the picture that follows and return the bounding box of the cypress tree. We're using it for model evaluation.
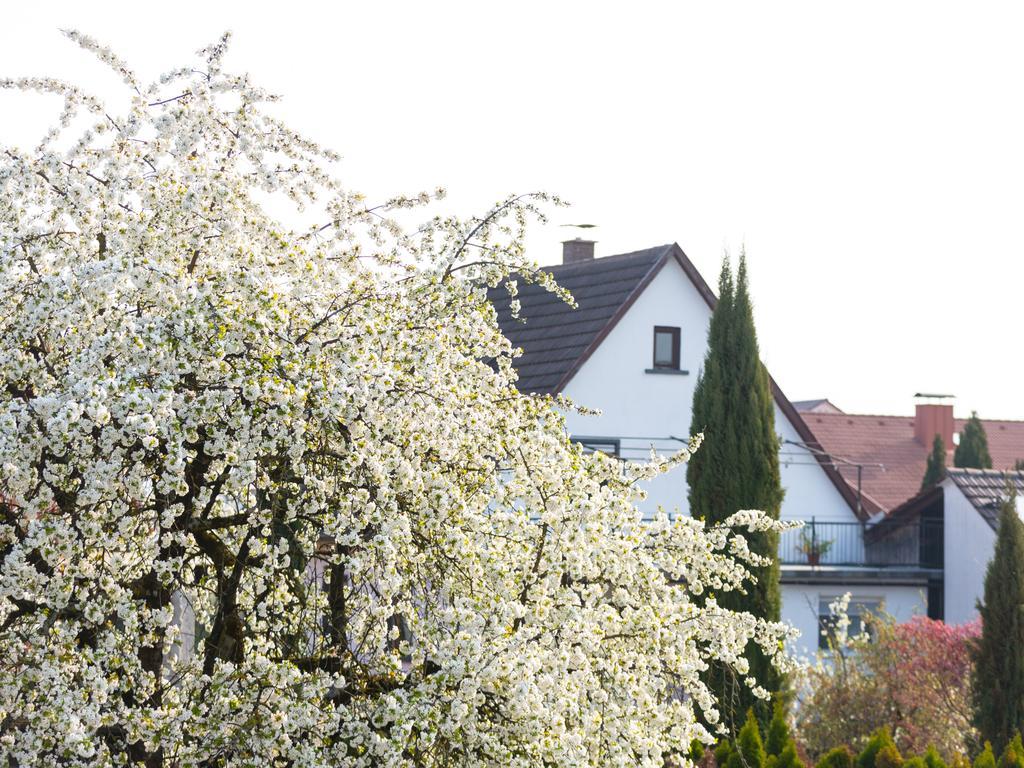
[998,734,1024,768]
[765,700,804,768]
[858,728,898,768]
[765,700,791,758]
[817,748,855,768]
[922,435,946,489]
[687,253,784,729]
[716,739,737,768]
[774,744,806,768]
[976,744,997,768]
[876,745,905,768]
[973,492,1024,752]
[735,708,768,768]
[955,412,993,469]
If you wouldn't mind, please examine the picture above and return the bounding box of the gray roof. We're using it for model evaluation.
[792,398,845,414]
[947,468,1024,530]
[487,245,674,394]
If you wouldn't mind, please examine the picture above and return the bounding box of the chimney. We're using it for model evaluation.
[913,394,955,448]
[562,238,596,264]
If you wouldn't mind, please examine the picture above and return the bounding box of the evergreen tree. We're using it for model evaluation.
[922,435,947,489]
[688,253,785,728]
[876,745,904,768]
[774,744,806,768]
[998,733,1024,768]
[735,709,768,768]
[955,412,993,469]
[765,700,791,758]
[923,747,948,768]
[974,493,1024,752]
[859,728,899,768]
[817,747,855,768]
[976,744,997,768]
[717,739,737,768]
[690,740,707,764]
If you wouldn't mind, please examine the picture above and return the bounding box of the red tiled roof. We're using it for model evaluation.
[800,412,1024,514]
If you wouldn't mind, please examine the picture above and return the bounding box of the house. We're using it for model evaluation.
[488,240,934,653]
[875,468,1024,624]
[801,399,1024,623]
[798,399,1024,622]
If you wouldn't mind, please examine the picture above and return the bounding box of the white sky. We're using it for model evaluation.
[3,1,1022,419]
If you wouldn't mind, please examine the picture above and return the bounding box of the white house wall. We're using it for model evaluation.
[560,257,855,525]
[781,583,927,656]
[560,258,707,520]
[942,480,995,624]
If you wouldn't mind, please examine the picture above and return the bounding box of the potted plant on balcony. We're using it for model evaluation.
[797,529,834,566]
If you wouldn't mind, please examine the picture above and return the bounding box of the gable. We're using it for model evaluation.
[489,242,862,519]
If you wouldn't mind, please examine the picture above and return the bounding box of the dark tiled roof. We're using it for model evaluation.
[803,413,1024,514]
[947,468,1024,530]
[487,245,671,394]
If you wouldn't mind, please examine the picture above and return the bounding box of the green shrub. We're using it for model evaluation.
[859,729,899,768]
[876,744,904,768]
[690,740,706,764]
[715,739,735,768]
[737,709,768,768]
[774,743,806,768]
[923,747,947,768]
[905,759,927,768]
[817,746,855,768]
[766,701,791,758]
[998,733,1024,768]
[975,743,996,768]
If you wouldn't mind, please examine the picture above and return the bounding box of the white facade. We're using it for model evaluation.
[941,478,996,624]
[555,253,928,651]
[781,583,927,655]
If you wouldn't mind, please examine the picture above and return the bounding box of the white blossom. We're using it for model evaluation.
[0,32,795,768]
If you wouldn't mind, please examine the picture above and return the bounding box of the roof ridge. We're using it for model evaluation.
[540,244,674,272]
[802,411,1024,424]
[810,412,915,420]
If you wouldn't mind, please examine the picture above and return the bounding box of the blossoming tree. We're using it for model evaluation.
[0,33,795,767]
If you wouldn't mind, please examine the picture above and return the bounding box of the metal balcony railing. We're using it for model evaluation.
[778,518,943,569]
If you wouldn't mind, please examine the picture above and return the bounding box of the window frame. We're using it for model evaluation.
[817,596,882,650]
[572,436,621,458]
[652,326,681,370]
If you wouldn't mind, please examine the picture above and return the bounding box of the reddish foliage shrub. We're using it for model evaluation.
[796,613,981,760]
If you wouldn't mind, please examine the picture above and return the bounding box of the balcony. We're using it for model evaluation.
[778,519,943,570]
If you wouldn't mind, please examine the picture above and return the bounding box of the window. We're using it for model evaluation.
[573,437,620,457]
[818,597,881,649]
[652,326,680,370]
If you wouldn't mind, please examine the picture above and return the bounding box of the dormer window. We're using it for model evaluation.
[652,326,680,370]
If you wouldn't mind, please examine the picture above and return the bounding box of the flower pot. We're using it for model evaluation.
[807,552,821,566]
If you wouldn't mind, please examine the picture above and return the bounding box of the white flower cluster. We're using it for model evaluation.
[0,32,795,767]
